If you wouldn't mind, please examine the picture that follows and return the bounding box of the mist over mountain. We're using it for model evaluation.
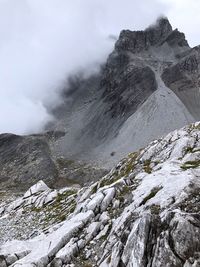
[0,15,199,188]
[0,0,168,135]
[1,0,200,134]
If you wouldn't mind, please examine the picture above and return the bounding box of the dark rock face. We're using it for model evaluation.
[115,17,188,54]
[164,28,189,47]
[0,133,58,190]
[133,212,200,267]
[53,157,107,188]
[0,133,106,191]
[162,46,200,89]
[98,17,189,121]
[45,17,196,168]
[162,46,200,119]
[101,53,157,118]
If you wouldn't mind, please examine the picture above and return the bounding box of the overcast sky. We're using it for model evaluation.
[161,0,200,46]
[0,0,199,134]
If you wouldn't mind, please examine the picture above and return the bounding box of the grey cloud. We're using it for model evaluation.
[0,0,172,134]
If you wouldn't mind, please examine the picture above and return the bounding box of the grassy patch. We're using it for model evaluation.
[116,185,133,204]
[44,198,76,224]
[56,158,75,169]
[185,146,194,154]
[56,189,77,202]
[99,174,120,188]
[90,184,98,195]
[117,152,139,178]
[99,152,139,188]
[29,190,77,228]
[143,159,152,174]
[31,206,43,213]
[77,252,93,267]
[188,123,200,132]
[184,146,200,154]
[150,204,161,215]
[193,148,200,153]
[140,186,163,206]
[181,160,200,170]
[193,124,200,130]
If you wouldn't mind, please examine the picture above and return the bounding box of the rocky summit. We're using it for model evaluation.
[0,17,200,267]
[46,17,199,167]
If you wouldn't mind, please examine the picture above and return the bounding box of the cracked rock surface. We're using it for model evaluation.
[0,122,200,266]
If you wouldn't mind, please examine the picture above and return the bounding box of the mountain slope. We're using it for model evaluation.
[0,121,200,266]
[48,17,198,167]
[162,45,200,119]
[0,18,199,188]
[0,131,106,191]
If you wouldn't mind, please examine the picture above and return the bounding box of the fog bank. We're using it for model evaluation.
[1,0,199,134]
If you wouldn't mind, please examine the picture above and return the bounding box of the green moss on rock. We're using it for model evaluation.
[143,159,152,174]
[150,204,161,215]
[181,160,200,170]
[140,186,163,206]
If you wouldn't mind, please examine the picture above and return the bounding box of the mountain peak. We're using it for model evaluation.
[115,17,189,53]
[146,16,172,34]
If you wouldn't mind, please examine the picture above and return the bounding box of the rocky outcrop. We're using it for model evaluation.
[115,17,188,54]
[46,17,197,168]
[162,45,200,119]
[116,17,170,53]
[100,55,157,118]
[0,122,200,266]
[99,17,189,120]
[164,28,189,47]
[0,133,58,191]
[0,132,106,191]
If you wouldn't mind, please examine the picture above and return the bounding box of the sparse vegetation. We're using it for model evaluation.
[29,189,77,229]
[143,159,152,174]
[181,160,200,170]
[77,252,93,267]
[99,223,112,241]
[99,152,139,188]
[121,152,139,176]
[184,146,200,154]
[140,186,163,206]
[150,204,161,215]
[185,146,194,154]
[56,158,75,168]
[56,189,77,202]
[99,174,120,188]
[191,123,200,130]
[116,185,132,204]
[91,183,98,195]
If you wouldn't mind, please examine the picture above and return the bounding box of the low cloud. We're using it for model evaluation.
[161,0,200,47]
[0,0,180,134]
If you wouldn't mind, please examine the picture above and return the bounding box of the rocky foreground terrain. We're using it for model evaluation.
[0,121,200,266]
